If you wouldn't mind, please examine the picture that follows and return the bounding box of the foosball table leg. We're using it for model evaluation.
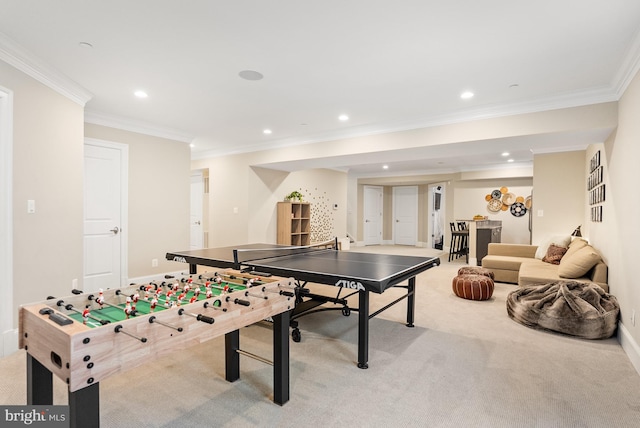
[273,310,290,405]
[225,329,240,382]
[69,383,100,428]
[26,353,52,405]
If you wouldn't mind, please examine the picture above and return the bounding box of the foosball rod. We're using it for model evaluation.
[260,286,295,297]
[225,296,251,307]
[210,272,267,286]
[56,300,111,325]
[184,277,242,294]
[244,290,268,300]
[88,294,138,316]
[177,308,215,324]
[114,325,147,342]
[148,316,183,332]
[203,300,226,312]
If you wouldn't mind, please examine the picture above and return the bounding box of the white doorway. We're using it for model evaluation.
[428,183,445,250]
[83,139,128,293]
[363,185,383,245]
[0,87,14,356]
[393,186,418,245]
[190,170,205,249]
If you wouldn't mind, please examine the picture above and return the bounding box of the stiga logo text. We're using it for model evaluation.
[172,256,187,263]
[335,279,365,291]
[2,406,68,427]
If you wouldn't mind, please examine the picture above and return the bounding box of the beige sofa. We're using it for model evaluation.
[481,238,608,292]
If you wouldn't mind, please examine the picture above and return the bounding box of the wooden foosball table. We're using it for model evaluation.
[19,270,294,428]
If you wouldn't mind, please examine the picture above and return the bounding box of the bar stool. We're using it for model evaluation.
[457,222,469,262]
[448,223,469,262]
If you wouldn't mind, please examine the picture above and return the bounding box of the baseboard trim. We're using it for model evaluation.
[618,322,640,376]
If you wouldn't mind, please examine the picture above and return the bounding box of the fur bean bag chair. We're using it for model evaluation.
[506,280,619,339]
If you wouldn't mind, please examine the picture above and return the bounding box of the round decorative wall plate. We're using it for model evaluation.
[491,189,502,199]
[510,202,527,217]
[525,196,532,209]
[502,192,516,205]
[488,198,502,212]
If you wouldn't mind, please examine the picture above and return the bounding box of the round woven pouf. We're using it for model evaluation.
[452,274,495,301]
[457,266,495,280]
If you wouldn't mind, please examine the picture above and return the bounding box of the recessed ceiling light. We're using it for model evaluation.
[238,70,264,81]
[460,91,474,99]
[382,165,389,169]
[189,143,195,148]
[338,114,349,121]
[78,42,93,49]
[134,90,148,98]
[502,152,510,157]
[508,159,514,163]
[263,129,272,135]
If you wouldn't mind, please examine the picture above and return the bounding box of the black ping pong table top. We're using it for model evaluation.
[166,244,440,294]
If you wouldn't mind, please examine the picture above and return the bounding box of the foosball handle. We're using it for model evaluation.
[227,297,250,307]
[196,314,215,324]
[71,289,83,295]
[280,290,295,297]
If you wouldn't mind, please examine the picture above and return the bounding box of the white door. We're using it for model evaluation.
[393,186,418,246]
[190,171,204,249]
[84,142,127,292]
[363,185,383,245]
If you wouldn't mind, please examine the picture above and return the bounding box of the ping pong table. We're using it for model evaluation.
[166,239,440,368]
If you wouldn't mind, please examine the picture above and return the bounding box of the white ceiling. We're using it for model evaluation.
[1,1,639,176]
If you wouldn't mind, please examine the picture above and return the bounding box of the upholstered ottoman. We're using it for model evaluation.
[452,274,495,301]
[457,266,495,280]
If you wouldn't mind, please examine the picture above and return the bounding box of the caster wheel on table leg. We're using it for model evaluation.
[342,307,351,317]
[357,362,368,369]
[291,328,301,343]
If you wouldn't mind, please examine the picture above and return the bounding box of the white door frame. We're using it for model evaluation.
[190,169,205,249]
[84,138,129,287]
[0,87,14,356]
[427,183,446,250]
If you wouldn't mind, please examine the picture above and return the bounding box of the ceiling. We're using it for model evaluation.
[1,1,639,177]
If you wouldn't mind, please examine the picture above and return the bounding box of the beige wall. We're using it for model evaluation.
[1,60,84,329]
[595,69,640,361]
[531,151,585,244]
[84,124,190,277]
[453,178,533,244]
[192,152,347,246]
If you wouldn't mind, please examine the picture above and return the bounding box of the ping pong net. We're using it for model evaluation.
[232,238,338,267]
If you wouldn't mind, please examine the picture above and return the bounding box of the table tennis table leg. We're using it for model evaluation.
[357,290,369,369]
[407,277,416,327]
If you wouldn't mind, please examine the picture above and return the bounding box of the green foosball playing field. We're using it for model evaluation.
[65,275,257,327]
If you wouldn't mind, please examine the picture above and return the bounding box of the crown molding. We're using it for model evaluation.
[0,32,93,106]
[613,27,640,98]
[85,110,194,144]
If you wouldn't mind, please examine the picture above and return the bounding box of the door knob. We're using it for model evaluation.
[110,227,119,234]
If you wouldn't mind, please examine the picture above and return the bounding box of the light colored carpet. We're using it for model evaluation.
[2,245,640,427]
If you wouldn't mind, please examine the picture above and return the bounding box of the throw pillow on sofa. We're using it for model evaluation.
[534,235,571,259]
[563,238,588,260]
[542,244,568,265]
[559,245,601,278]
